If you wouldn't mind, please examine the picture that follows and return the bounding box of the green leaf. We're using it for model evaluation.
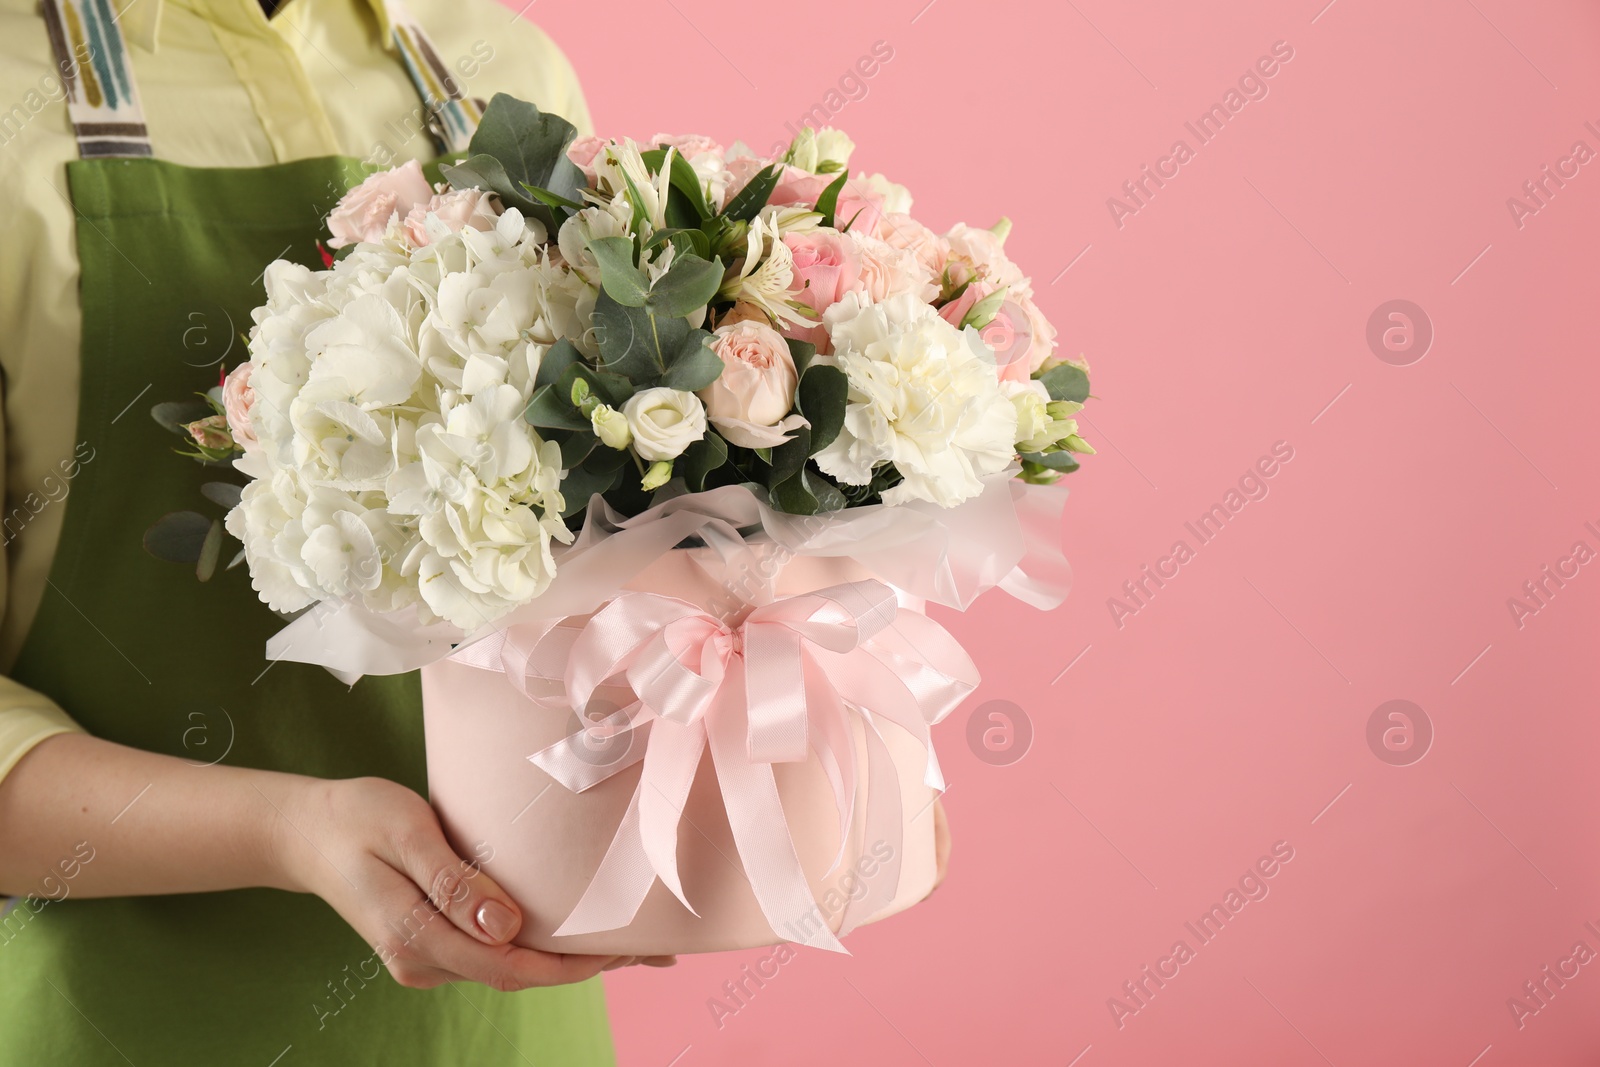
[196,519,224,581]
[151,400,212,436]
[771,467,843,515]
[785,338,817,378]
[1036,361,1091,403]
[524,383,592,431]
[721,164,781,222]
[200,482,243,510]
[143,511,213,564]
[767,425,812,485]
[678,433,728,492]
[559,462,623,516]
[535,338,582,391]
[454,94,588,229]
[593,289,691,384]
[646,254,724,319]
[558,430,599,467]
[814,170,849,228]
[797,364,847,454]
[644,227,711,260]
[659,331,722,391]
[590,236,650,307]
[439,153,525,208]
[665,149,713,220]
[1020,449,1082,473]
[522,183,585,212]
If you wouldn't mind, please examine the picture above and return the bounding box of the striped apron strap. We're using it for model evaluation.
[383,0,483,154]
[38,0,152,158]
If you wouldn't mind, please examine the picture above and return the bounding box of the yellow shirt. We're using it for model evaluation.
[0,0,593,780]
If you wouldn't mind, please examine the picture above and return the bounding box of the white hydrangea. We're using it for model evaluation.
[815,292,1017,508]
[231,208,575,631]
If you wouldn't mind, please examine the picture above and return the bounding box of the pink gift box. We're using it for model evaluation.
[421,548,941,956]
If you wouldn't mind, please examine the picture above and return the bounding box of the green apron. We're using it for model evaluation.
[0,41,614,1067]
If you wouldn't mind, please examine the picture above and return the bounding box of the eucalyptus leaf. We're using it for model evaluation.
[589,236,650,307]
[1037,361,1091,403]
[559,463,623,516]
[143,511,212,564]
[785,338,817,378]
[767,425,813,486]
[646,254,724,319]
[200,482,243,510]
[678,433,729,492]
[196,519,224,582]
[534,337,581,391]
[438,153,536,214]
[558,430,599,467]
[151,400,212,436]
[524,383,592,431]
[458,94,588,229]
[797,364,847,454]
[658,332,723,392]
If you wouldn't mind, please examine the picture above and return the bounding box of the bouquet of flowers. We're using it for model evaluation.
[167,94,1094,954]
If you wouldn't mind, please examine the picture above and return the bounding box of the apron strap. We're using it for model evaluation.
[38,0,480,161]
[382,0,483,154]
[38,0,154,159]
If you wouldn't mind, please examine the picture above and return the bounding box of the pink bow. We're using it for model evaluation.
[451,579,978,952]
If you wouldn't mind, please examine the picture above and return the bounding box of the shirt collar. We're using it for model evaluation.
[119,0,395,53]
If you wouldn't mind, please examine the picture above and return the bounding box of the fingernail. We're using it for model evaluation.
[602,956,636,971]
[475,900,517,942]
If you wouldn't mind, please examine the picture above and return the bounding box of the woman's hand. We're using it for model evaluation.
[272,775,674,990]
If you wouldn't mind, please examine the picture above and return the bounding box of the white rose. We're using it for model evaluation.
[623,388,708,461]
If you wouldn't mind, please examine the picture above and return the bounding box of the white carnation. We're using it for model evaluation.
[816,292,1017,508]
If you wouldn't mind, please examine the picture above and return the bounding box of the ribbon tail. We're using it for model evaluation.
[551,783,659,937]
[805,654,857,877]
[706,673,847,954]
[528,704,650,793]
[636,719,705,917]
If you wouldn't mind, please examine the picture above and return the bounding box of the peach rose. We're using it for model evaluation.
[325,160,433,249]
[402,187,500,247]
[943,221,1027,290]
[221,363,260,453]
[698,321,807,449]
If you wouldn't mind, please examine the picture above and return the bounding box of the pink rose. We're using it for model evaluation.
[875,212,951,283]
[566,135,609,183]
[784,230,861,316]
[943,222,1026,290]
[185,415,234,452]
[402,187,501,247]
[698,321,807,449]
[938,281,1053,383]
[648,132,724,159]
[325,160,433,249]
[221,363,260,453]
[849,232,932,303]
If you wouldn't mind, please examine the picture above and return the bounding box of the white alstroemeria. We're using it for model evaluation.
[758,204,824,236]
[594,140,670,234]
[816,292,1017,508]
[720,216,814,329]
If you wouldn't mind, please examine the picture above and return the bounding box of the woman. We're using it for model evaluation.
[0,0,651,1060]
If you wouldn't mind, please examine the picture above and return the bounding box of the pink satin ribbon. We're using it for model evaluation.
[450,579,978,952]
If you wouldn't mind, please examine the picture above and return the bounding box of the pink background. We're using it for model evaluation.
[521,1,1600,1063]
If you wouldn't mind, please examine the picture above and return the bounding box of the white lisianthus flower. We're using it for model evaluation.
[1002,379,1054,453]
[623,388,708,461]
[816,292,1017,507]
[853,173,913,215]
[590,403,633,450]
